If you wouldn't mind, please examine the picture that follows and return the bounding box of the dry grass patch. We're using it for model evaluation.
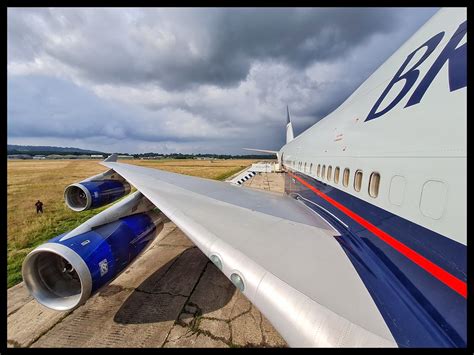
[7,158,258,287]
[125,159,257,180]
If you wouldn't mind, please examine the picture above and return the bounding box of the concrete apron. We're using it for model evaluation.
[7,172,287,348]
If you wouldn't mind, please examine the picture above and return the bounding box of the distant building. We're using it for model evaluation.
[90,154,104,159]
[8,154,32,160]
[196,157,213,160]
[33,155,46,160]
[46,154,63,159]
[140,156,163,160]
[118,155,134,159]
[63,155,77,159]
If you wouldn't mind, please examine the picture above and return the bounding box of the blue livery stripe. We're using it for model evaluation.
[285,171,466,347]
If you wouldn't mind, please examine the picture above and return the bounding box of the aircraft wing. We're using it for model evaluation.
[242,148,279,156]
[102,160,397,347]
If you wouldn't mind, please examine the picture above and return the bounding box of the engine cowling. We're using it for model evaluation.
[65,179,131,211]
[22,210,162,311]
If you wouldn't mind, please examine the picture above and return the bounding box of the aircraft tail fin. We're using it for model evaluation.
[286,105,294,143]
[242,107,294,160]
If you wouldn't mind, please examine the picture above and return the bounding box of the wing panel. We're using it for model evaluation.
[102,161,396,346]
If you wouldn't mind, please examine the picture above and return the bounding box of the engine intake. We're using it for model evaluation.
[22,210,162,311]
[65,180,131,211]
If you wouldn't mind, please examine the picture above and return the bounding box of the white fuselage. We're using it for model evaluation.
[279,8,466,247]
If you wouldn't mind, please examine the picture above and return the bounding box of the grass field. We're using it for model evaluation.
[7,158,259,288]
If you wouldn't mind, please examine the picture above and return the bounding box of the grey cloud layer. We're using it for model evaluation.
[7,7,438,154]
[9,8,407,90]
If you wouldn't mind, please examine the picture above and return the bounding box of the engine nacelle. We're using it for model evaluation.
[64,168,131,212]
[22,210,162,311]
[65,180,131,211]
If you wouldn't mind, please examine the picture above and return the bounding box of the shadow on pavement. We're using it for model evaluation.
[112,247,235,324]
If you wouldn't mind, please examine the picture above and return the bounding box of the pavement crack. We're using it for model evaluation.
[27,309,72,347]
[200,315,227,322]
[227,320,234,346]
[191,327,229,345]
[134,288,188,298]
[229,304,253,322]
[258,311,266,346]
[140,246,196,294]
[158,226,179,243]
[7,303,30,317]
[162,260,210,347]
[175,325,196,341]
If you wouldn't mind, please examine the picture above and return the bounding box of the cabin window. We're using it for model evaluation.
[334,167,340,184]
[327,166,332,181]
[369,172,380,198]
[304,162,307,173]
[343,168,350,187]
[317,164,321,177]
[322,165,326,179]
[354,170,363,192]
[310,163,313,175]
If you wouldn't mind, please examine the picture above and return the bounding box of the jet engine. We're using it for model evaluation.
[64,169,131,211]
[22,191,163,311]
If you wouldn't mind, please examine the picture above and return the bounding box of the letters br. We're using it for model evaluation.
[365,21,466,122]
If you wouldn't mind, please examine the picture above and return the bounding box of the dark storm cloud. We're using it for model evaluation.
[7,7,439,154]
[213,8,393,67]
[8,8,414,90]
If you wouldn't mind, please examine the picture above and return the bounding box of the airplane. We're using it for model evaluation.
[21,7,466,347]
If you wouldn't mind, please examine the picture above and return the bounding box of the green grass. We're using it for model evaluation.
[7,206,109,288]
[7,159,259,288]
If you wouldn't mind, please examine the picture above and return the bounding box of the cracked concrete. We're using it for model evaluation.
[162,262,286,348]
[7,171,287,348]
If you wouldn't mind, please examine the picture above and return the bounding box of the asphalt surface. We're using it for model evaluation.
[7,172,287,348]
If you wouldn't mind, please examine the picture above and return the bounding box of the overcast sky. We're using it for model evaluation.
[7,7,438,154]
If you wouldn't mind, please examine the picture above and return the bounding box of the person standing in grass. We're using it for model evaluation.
[35,200,43,214]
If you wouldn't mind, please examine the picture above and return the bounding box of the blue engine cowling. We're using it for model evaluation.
[64,179,131,211]
[22,211,162,311]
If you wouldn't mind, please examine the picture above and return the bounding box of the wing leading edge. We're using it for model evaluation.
[102,161,396,347]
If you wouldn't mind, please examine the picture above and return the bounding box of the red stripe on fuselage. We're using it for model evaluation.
[288,171,467,298]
